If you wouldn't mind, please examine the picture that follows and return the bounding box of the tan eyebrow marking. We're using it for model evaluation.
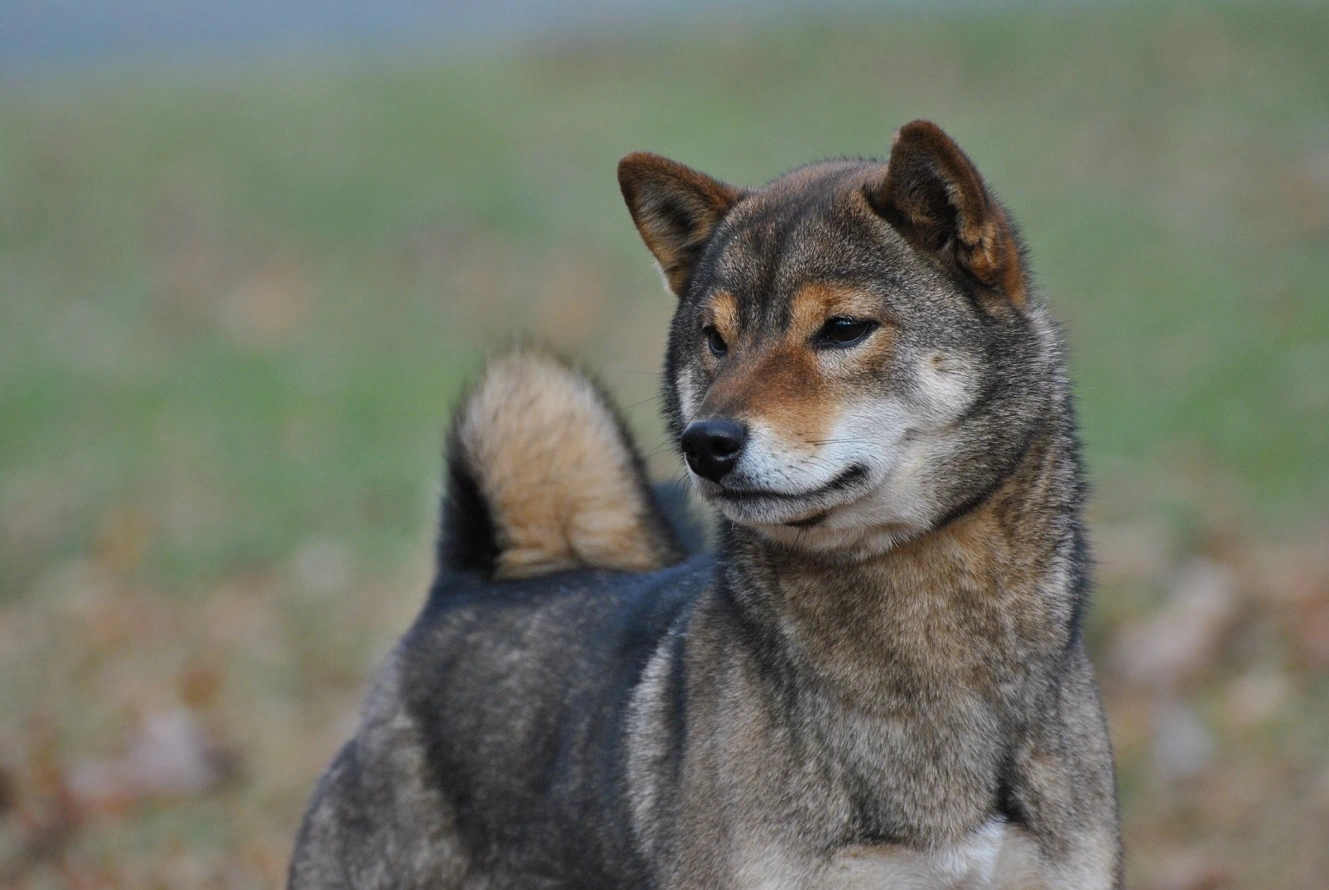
[789,282,886,341]
[706,290,740,343]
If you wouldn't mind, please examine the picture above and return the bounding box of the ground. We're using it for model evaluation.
[1,2,1327,887]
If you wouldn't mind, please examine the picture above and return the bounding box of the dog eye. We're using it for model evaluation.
[704,325,728,357]
[816,317,876,348]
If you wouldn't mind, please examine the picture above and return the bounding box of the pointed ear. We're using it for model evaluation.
[868,120,1027,307]
[617,152,742,298]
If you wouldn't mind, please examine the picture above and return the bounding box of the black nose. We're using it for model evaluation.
[681,418,747,482]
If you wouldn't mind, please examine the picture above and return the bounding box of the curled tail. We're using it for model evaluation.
[439,347,683,580]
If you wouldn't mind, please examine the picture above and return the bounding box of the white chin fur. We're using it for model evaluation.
[700,470,933,560]
[688,419,955,559]
[680,352,978,557]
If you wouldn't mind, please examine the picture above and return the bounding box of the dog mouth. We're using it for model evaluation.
[699,465,870,526]
[713,464,868,502]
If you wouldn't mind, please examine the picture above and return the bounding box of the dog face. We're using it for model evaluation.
[619,122,1052,557]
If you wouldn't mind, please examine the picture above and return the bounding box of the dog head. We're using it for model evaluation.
[619,121,1057,557]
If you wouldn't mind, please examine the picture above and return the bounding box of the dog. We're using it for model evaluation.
[287,120,1123,889]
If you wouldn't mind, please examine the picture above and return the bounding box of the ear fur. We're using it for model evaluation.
[869,120,1027,307]
[617,153,742,298]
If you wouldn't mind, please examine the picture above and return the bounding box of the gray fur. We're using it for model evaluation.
[289,121,1122,889]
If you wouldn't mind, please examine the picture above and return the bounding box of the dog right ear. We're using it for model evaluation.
[618,153,742,298]
[868,120,1028,308]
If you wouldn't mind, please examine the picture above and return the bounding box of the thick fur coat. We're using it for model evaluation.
[288,120,1122,889]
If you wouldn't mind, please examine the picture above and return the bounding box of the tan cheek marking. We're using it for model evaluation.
[700,347,838,451]
[698,283,896,451]
[751,347,840,450]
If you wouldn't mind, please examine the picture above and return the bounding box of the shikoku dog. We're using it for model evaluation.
[288,120,1122,889]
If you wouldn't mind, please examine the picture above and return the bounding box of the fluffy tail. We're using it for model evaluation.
[439,347,683,580]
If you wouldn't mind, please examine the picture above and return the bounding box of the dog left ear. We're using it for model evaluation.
[618,153,742,298]
[868,120,1027,307]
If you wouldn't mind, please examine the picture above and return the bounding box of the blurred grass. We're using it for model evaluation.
[1,1,1327,887]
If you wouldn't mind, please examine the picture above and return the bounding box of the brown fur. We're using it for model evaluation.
[873,120,1028,307]
[455,348,675,579]
[618,153,744,297]
[788,282,891,335]
[703,290,741,346]
[694,284,899,452]
[699,344,837,450]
